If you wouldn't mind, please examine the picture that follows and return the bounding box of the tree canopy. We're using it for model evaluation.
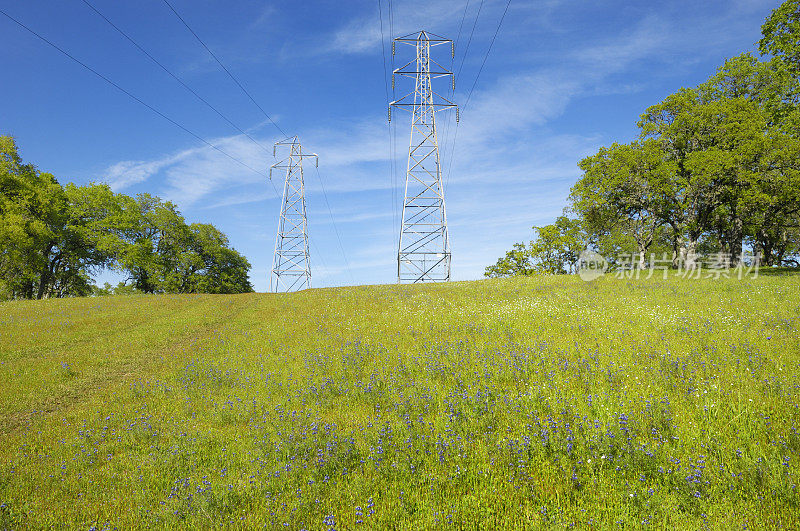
[487,1,800,278]
[0,137,253,300]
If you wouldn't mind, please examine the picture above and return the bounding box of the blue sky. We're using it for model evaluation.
[0,0,780,291]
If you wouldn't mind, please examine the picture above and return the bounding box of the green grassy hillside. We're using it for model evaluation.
[1,273,799,528]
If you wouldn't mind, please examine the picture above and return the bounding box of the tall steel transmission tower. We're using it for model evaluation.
[389,31,458,283]
[269,136,318,292]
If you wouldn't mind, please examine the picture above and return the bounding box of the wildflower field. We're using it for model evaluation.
[0,272,798,529]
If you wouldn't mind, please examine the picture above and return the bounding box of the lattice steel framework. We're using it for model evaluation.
[269,136,318,292]
[389,30,458,283]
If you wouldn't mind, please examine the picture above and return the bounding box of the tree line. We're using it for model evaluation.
[0,136,253,300]
[487,0,800,277]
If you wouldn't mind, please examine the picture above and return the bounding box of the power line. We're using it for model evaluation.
[387,0,395,65]
[161,0,288,138]
[314,165,355,285]
[162,1,353,288]
[377,0,397,240]
[377,0,390,119]
[446,0,512,188]
[391,114,400,247]
[464,0,512,111]
[443,0,483,189]
[444,123,461,191]
[439,0,470,168]
[455,0,484,83]
[387,0,399,242]
[80,0,274,159]
[0,7,266,180]
[266,169,282,198]
[86,0,289,204]
[308,235,329,280]
[455,1,471,50]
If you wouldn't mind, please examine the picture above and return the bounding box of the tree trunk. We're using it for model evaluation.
[752,240,763,267]
[775,229,789,265]
[35,264,49,299]
[671,232,681,269]
[684,238,699,270]
[728,215,743,267]
[636,227,654,270]
[36,244,55,300]
[677,235,687,269]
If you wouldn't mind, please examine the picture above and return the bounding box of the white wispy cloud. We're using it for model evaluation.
[101,133,279,205]
[329,0,467,55]
[104,151,187,190]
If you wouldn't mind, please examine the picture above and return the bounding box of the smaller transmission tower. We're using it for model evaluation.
[389,31,458,283]
[269,136,317,293]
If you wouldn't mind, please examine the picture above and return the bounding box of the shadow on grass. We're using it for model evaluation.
[754,266,800,277]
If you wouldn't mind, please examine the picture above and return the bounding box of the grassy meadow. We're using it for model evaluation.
[0,272,798,528]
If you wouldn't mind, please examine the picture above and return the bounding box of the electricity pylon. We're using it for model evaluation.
[389,30,458,283]
[269,136,317,292]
